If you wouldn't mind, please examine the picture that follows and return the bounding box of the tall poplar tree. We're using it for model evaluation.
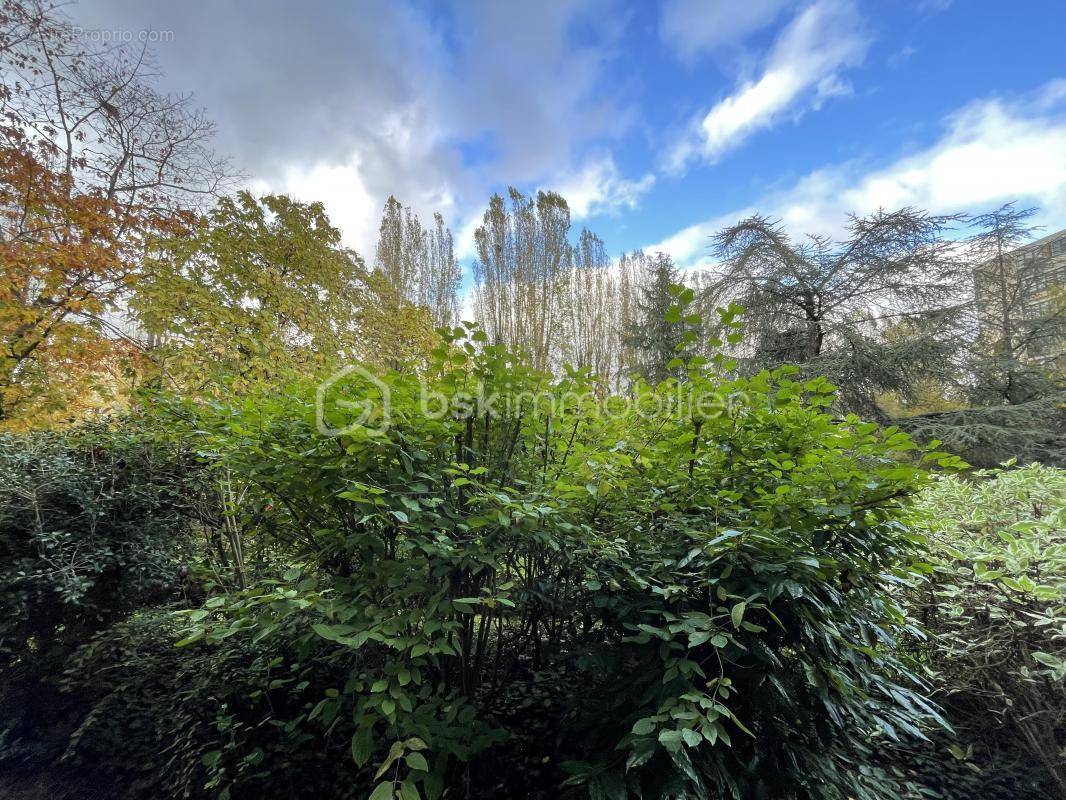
[557,229,619,392]
[373,197,460,328]
[472,188,571,372]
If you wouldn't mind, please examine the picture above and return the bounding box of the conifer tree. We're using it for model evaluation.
[706,209,964,419]
[623,252,694,384]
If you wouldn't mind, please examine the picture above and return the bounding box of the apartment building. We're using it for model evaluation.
[973,228,1066,367]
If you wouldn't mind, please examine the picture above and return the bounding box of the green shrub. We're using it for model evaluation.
[0,422,203,658]
[162,313,957,800]
[908,464,1066,796]
[60,611,366,800]
[0,421,206,768]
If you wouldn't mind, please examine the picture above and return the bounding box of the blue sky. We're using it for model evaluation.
[74,0,1066,276]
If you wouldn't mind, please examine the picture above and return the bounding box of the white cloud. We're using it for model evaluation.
[250,160,379,254]
[648,210,746,268]
[550,156,656,219]
[454,215,483,262]
[451,156,654,260]
[652,81,1066,268]
[75,0,632,259]
[888,45,917,68]
[659,0,791,62]
[666,0,868,172]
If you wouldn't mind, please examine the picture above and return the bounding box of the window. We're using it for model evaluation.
[1024,299,1047,319]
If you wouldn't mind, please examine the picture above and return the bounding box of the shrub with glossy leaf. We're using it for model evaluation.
[0,424,197,655]
[909,464,1066,797]
[164,310,958,800]
[0,422,205,770]
[60,611,367,800]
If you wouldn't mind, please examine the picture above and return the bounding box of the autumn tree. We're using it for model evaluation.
[0,0,229,426]
[472,188,570,372]
[138,192,439,388]
[0,140,186,425]
[353,270,442,372]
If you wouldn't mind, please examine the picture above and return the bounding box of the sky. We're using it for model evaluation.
[71,0,1066,279]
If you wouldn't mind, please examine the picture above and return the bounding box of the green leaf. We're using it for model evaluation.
[1033,652,1063,669]
[368,783,394,800]
[201,750,222,768]
[175,627,205,648]
[313,623,357,642]
[632,717,657,736]
[688,631,711,648]
[731,601,746,629]
[352,728,373,767]
[423,773,443,800]
[405,752,429,772]
[658,728,683,752]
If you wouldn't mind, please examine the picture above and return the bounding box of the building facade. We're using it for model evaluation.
[973,228,1066,368]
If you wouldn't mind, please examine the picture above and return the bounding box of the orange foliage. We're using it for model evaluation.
[0,140,190,427]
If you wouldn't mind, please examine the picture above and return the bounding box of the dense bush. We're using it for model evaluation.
[9,310,1018,800]
[0,423,200,656]
[0,423,208,769]
[58,611,367,800]
[908,464,1066,796]
[155,313,960,800]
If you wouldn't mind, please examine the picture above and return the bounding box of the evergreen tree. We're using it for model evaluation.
[706,209,965,419]
[966,204,1064,406]
[623,252,694,384]
[901,205,1065,466]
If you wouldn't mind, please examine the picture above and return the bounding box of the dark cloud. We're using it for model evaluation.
[69,0,631,252]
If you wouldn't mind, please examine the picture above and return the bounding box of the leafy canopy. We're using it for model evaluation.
[160,300,960,800]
